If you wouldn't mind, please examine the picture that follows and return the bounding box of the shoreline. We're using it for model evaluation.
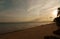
[0,23,57,39]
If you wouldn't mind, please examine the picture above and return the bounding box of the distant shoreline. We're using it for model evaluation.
[0,21,53,23]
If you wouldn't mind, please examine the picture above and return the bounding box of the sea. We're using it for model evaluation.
[0,21,53,34]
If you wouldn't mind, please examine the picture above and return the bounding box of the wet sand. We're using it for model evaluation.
[0,23,57,39]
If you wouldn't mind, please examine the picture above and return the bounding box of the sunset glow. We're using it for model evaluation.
[53,9,58,18]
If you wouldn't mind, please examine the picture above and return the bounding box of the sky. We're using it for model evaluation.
[0,0,60,22]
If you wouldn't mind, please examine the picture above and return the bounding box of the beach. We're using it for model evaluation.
[0,22,52,34]
[0,23,58,39]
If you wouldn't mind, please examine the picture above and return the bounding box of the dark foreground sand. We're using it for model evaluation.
[0,23,58,39]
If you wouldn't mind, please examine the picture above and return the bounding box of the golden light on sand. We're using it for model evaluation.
[53,9,58,18]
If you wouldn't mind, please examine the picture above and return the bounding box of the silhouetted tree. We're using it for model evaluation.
[53,16,60,26]
[57,7,60,16]
[53,7,60,36]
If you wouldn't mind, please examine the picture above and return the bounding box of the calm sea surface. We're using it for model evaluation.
[0,22,52,34]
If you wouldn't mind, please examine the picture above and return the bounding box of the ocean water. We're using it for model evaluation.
[0,22,52,34]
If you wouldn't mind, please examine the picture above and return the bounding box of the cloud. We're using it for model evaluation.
[0,0,59,22]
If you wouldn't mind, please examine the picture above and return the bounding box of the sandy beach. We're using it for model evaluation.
[0,23,58,39]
